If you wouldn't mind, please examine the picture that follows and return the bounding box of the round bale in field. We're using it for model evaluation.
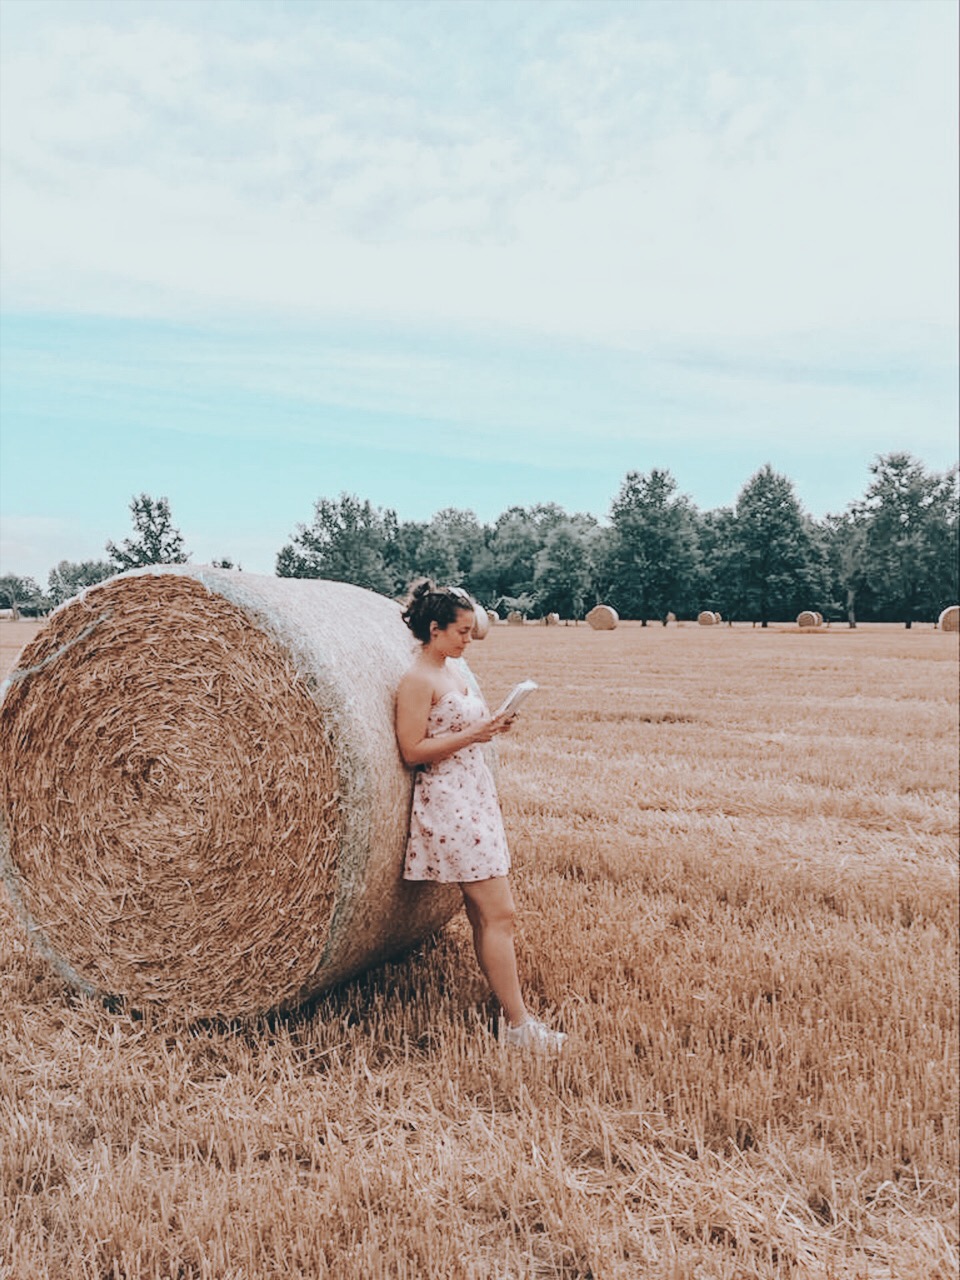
[545,612,560,626]
[470,598,490,640]
[938,605,959,632]
[697,611,717,626]
[507,611,524,626]
[797,611,821,628]
[0,567,462,1020]
[586,605,618,630]
[486,608,500,626]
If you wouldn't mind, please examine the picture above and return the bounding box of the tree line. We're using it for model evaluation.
[2,454,956,627]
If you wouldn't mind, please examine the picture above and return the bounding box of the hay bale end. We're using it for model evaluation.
[0,567,461,1020]
[470,598,490,640]
[586,605,618,631]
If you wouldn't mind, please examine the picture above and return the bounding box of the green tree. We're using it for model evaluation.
[858,453,959,627]
[608,469,700,623]
[533,519,596,618]
[823,511,872,627]
[47,559,114,606]
[488,507,546,601]
[696,507,742,620]
[385,519,428,596]
[586,525,618,606]
[276,493,395,594]
[463,544,499,609]
[0,574,45,618]
[106,494,189,571]
[411,508,480,587]
[735,465,819,626]
[486,503,583,604]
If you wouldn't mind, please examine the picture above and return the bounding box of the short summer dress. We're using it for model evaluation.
[403,688,511,884]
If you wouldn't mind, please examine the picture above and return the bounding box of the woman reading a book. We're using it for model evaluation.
[395,580,565,1051]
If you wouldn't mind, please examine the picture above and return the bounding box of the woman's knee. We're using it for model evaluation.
[480,895,517,933]
[462,880,516,930]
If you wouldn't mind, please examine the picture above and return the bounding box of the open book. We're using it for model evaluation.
[494,679,539,719]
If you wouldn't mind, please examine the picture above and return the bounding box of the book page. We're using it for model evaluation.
[494,679,538,719]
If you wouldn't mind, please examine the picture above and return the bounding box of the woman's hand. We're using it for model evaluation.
[469,713,516,744]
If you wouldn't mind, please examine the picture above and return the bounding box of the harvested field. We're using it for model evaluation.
[1,618,957,1279]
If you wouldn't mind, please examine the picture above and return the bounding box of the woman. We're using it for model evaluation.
[395,580,565,1052]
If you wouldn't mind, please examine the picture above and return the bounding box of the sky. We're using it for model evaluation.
[1,0,957,582]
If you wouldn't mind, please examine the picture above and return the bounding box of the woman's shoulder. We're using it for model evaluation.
[397,662,436,703]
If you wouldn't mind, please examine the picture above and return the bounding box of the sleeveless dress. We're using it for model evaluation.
[403,688,511,884]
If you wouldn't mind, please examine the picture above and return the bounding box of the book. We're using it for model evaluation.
[494,679,538,719]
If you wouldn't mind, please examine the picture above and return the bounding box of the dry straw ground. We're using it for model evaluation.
[1,618,957,1280]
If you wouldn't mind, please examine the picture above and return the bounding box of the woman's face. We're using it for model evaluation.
[430,608,475,658]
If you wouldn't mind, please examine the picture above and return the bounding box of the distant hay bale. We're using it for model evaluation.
[545,612,560,626]
[586,605,618,631]
[470,599,490,640]
[713,612,723,624]
[814,612,823,627]
[665,611,676,624]
[697,611,717,626]
[797,611,821,628]
[939,605,959,632]
[507,611,524,626]
[486,608,500,626]
[0,567,461,1020]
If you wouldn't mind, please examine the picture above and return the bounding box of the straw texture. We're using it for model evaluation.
[469,599,490,640]
[0,567,460,1020]
[697,611,717,626]
[797,610,821,628]
[938,605,959,632]
[586,605,618,630]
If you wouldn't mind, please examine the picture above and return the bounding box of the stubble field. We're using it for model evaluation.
[1,618,957,1279]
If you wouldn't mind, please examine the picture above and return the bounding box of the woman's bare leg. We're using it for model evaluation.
[460,877,527,1027]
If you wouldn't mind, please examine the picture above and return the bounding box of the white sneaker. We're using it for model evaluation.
[501,1016,567,1052]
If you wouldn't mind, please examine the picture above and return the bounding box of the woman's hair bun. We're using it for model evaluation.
[409,578,434,601]
[401,579,474,643]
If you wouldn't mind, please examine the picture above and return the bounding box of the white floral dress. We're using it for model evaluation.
[403,688,511,884]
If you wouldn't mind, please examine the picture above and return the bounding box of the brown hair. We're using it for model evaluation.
[401,579,474,644]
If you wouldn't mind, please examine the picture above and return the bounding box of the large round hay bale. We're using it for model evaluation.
[486,608,500,626]
[938,605,959,632]
[545,612,560,626]
[507,611,524,626]
[697,611,717,626]
[586,605,618,631]
[0,567,461,1020]
[797,611,820,628]
[470,598,490,640]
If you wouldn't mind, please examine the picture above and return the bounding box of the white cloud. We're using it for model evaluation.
[0,0,956,349]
